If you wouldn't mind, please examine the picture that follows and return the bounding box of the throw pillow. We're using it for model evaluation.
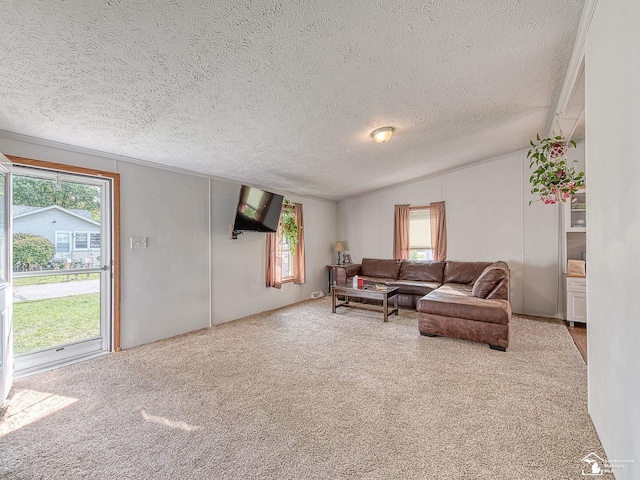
[472,262,508,298]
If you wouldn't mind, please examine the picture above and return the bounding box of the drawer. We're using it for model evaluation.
[566,277,587,293]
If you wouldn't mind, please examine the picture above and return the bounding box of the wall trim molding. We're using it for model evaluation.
[551,0,598,136]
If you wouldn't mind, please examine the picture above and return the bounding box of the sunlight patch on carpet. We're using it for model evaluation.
[141,409,204,432]
[0,388,77,437]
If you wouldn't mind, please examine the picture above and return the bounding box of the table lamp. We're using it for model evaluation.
[334,241,346,265]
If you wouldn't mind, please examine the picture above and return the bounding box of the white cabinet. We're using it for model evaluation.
[566,277,587,325]
[562,188,587,324]
[565,189,586,232]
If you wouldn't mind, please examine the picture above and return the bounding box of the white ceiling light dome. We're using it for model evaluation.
[371,127,394,144]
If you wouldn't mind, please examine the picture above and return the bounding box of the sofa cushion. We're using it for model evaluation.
[388,280,441,296]
[417,291,511,325]
[437,283,473,296]
[443,261,492,284]
[398,261,445,282]
[472,261,509,299]
[360,258,402,279]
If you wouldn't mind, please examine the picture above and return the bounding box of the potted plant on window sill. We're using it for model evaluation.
[281,200,298,254]
[528,132,585,205]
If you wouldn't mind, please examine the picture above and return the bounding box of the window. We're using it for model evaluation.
[281,235,294,281]
[73,231,100,250]
[55,231,71,254]
[266,203,306,288]
[394,202,446,262]
[280,205,297,282]
[74,232,88,250]
[90,233,101,249]
[409,208,433,260]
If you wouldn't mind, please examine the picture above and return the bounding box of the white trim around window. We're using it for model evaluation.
[90,232,101,249]
[55,231,71,254]
[72,231,101,251]
[73,231,89,250]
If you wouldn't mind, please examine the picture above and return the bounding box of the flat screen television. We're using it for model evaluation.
[232,185,284,236]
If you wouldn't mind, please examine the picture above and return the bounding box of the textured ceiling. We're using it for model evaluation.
[0,0,584,201]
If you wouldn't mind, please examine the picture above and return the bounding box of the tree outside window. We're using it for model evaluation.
[13,175,101,222]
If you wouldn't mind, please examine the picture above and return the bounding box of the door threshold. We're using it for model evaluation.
[14,350,110,379]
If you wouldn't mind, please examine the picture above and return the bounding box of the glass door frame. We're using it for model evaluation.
[0,160,13,403]
[6,155,121,377]
[12,166,112,376]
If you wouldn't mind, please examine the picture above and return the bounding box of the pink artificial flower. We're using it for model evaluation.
[557,170,565,177]
[568,181,575,188]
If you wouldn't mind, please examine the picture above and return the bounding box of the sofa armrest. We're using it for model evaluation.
[485,278,509,301]
[335,264,361,285]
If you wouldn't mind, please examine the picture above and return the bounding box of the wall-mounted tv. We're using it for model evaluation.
[232,185,284,238]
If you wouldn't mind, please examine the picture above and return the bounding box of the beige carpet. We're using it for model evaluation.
[0,298,605,479]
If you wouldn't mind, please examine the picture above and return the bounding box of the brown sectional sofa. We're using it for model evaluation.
[334,258,511,351]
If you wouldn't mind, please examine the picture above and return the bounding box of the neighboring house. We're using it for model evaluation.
[13,205,101,264]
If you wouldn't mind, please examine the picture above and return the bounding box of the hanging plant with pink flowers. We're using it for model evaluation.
[528,132,585,205]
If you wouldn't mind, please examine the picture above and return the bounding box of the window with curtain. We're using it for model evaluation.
[394,202,446,261]
[266,203,306,288]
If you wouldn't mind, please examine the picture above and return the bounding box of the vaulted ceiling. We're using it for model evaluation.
[0,1,585,200]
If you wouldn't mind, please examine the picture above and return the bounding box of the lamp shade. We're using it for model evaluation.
[333,241,346,252]
[371,126,394,143]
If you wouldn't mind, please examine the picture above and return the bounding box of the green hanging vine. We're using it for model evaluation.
[281,200,298,254]
[528,130,585,205]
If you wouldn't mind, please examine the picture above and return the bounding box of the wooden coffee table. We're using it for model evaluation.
[331,285,399,322]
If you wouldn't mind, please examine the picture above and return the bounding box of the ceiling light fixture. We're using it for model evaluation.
[371,126,394,144]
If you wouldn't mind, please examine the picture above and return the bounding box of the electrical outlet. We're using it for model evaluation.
[130,236,147,248]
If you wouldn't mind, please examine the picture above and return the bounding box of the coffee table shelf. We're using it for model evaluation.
[331,285,399,322]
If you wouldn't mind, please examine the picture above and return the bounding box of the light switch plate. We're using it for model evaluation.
[130,236,147,248]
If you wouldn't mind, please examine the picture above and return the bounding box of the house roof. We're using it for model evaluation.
[13,205,99,226]
[0,1,585,201]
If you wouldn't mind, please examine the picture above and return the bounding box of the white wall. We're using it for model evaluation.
[0,135,337,349]
[586,1,640,477]
[117,162,211,348]
[337,151,561,316]
[210,179,336,325]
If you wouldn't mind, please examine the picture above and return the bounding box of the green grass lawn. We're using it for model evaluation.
[14,273,100,287]
[13,293,101,355]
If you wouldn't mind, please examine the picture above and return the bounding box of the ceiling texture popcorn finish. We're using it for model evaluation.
[0,0,584,201]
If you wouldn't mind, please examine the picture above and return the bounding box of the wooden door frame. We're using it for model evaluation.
[7,155,122,351]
